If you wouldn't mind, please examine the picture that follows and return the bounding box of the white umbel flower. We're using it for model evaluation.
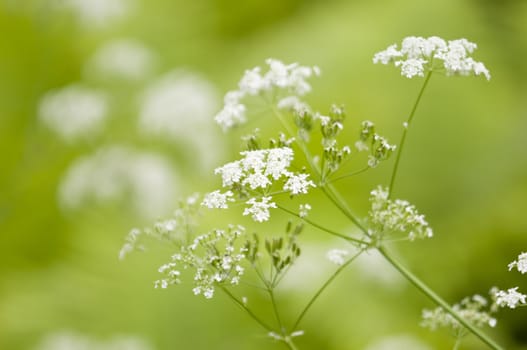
[374,36,490,80]
[508,252,527,274]
[214,58,320,131]
[243,197,277,222]
[494,287,527,309]
[284,173,316,195]
[201,190,234,209]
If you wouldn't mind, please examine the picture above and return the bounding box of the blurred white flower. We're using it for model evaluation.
[38,84,108,142]
[34,331,154,350]
[355,249,403,288]
[57,0,132,28]
[326,249,349,266]
[85,39,156,81]
[363,334,432,350]
[139,70,223,169]
[59,146,177,218]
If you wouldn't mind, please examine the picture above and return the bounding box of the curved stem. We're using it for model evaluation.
[270,106,367,234]
[388,71,432,198]
[327,166,370,184]
[220,286,274,332]
[453,335,463,350]
[269,288,285,334]
[378,247,503,350]
[292,250,364,331]
[320,185,368,234]
[283,337,299,350]
[276,205,368,245]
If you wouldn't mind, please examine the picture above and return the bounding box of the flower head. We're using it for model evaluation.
[494,287,527,309]
[508,252,527,274]
[374,36,490,80]
[214,59,320,131]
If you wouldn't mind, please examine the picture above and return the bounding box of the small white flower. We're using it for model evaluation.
[508,252,527,274]
[327,249,349,266]
[201,190,234,209]
[395,58,427,78]
[373,44,402,64]
[284,173,316,195]
[214,94,247,131]
[239,67,269,95]
[299,203,312,218]
[243,171,272,190]
[214,161,244,187]
[495,287,527,309]
[243,197,277,222]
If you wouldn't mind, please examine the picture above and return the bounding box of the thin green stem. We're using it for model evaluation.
[388,71,432,198]
[327,166,370,184]
[292,250,364,331]
[283,337,299,350]
[220,285,274,332]
[378,247,503,350]
[320,185,368,234]
[269,106,367,234]
[453,334,463,350]
[268,288,285,334]
[276,204,368,245]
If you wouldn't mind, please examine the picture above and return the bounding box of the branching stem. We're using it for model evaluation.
[388,71,432,198]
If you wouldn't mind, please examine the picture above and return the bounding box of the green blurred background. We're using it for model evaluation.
[1,0,527,349]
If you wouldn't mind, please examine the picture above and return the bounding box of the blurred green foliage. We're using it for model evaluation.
[1,0,527,349]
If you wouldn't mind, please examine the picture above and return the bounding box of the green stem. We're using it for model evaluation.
[269,288,285,334]
[388,71,432,198]
[283,337,299,350]
[453,335,463,350]
[378,247,503,350]
[220,286,274,332]
[270,105,368,235]
[327,166,370,184]
[276,205,368,245]
[320,185,368,234]
[292,250,363,331]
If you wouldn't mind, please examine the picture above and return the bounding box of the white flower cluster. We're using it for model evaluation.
[421,294,497,332]
[493,287,526,309]
[38,84,108,142]
[373,36,490,80]
[491,252,527,310]
[368,186,433,241]
[508,252,527,274]
[214,59,320,131]
[154,225,247,299]
[119,193,201,260]
[202,147,315,222]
